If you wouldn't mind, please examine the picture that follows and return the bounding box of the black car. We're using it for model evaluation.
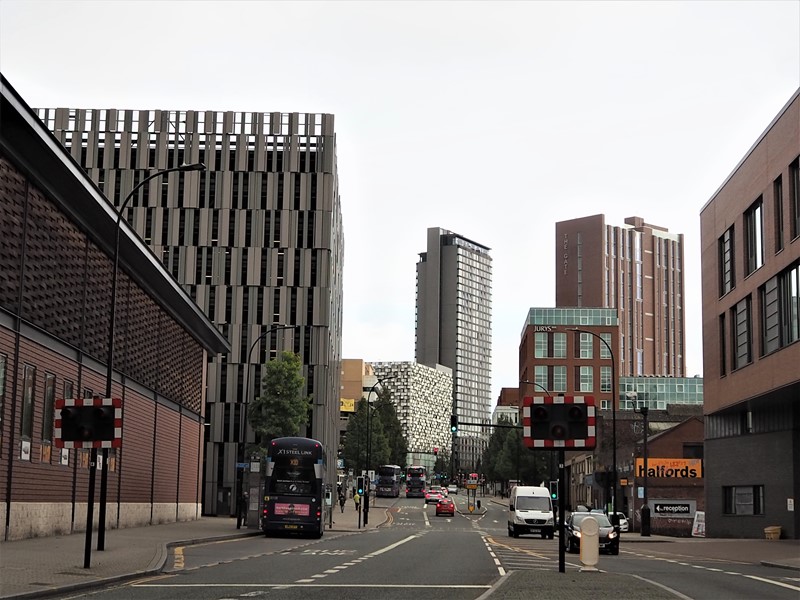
[563,512,619,555]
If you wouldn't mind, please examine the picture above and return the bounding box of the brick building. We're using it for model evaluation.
[0,76,228,540]
[700,88,799,539]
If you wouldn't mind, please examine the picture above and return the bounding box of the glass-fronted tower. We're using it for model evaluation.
[415,227,492,472]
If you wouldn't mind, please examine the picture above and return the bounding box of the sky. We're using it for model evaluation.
[1,1,798,402]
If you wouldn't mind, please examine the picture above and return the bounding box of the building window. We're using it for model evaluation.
[534,365,548,392]
[719,227,735,296]
[552,366,567,392]
[600,366,612,392]
[21,365,36,439]
[553,332,566,358]
[782,262,800,345]
[744,198,764,275]
[731,296,752,370]
[790,157,799,240]
[534,332,548,358]
[774,175,784,252]
[576,366,593,392]
[723,485,764,515]
[42,373,56,443]
[683,443,703,459]
[577,333,593,359]
[719,313,727,376]
[599,333,612,359]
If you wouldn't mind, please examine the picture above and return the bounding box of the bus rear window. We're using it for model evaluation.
[268,464,318,495]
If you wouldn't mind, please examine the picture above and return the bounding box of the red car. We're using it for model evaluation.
[436,498,455,516]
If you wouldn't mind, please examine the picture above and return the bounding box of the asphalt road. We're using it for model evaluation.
[51,493,800,600]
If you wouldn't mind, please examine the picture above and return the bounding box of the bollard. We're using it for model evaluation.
[579,516,600,572]
[477,500,481,510]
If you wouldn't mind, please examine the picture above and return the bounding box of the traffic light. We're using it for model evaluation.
[529,403,588,442]
[356,476,365,496]
[549,481,558,500]
[450,414,458,433]
[433,446,438,456]
[59,405,116,442]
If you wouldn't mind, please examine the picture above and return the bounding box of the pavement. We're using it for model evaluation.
[1,495,798,600]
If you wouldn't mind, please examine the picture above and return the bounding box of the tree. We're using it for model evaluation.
[248,351,309,451]
[341,386,408,473]
[374,388,408,466]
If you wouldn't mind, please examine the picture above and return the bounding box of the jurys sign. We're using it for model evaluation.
[635,458,702,478]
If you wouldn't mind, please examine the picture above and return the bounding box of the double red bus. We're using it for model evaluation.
[261,437,326,538]
[405,465,427,498]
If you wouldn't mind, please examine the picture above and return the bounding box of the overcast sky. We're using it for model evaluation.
[1,1,798,402]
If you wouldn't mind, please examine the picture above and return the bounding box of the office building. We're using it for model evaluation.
[0,76,228,539]
[37,106,345,517]
[416,227,492,471]
[556,214,686,377]
[700,88,799,539]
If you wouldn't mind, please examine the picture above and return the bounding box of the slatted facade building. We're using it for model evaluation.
[0,75,229,540]
[34,104,345,516]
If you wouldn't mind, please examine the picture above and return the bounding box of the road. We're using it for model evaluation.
[56,492,800,600]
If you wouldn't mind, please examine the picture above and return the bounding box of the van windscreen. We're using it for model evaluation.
[516,496,551,511]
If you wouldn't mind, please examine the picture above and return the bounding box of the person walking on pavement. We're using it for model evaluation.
[353,491,361,511]
[339,492,346,513]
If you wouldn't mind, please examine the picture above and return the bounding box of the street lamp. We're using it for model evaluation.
[630,392,651,536]
[237,323,299,529]
[98,163,206,553]
[568,327,618,528]
[364,376,396,526]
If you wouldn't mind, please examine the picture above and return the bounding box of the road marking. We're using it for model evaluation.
[133,583,492,589]
[744,575,800,592]
[423,510,431,528]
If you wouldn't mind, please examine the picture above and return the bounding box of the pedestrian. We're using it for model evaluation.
[339,492,346,513]
[353,491,361,511]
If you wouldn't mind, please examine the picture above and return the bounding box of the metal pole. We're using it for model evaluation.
[100,163,205,551]
[558,449,566,574]
[641,406,651,536]
[237,324,297,529]
[83,448,97,568]
[568,329,618,527]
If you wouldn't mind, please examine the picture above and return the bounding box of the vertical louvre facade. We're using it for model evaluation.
[415,227,492,471]
[556,214,686,377]
[38,107,344,516]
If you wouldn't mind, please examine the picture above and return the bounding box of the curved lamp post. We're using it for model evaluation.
[237,324,299,529]
[364,376,396,526]
[97,163,205,557]
[568,327,618,528]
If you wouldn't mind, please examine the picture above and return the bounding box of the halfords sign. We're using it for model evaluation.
[635,458,702,478]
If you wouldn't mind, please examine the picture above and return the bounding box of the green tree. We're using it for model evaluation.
[374,388,408,466]
[342,400,367,472]
[247,351,309,451]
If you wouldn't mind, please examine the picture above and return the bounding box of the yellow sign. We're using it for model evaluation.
[619,478,628,486]
[340,398,356,413]
[635,458,702,478]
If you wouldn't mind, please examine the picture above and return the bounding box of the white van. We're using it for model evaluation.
[507,485,555,539]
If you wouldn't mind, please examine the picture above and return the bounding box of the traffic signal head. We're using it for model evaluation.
[450,414,458,433]
[549,481,558,500]
[356,476,364,495]
[58,405,116,442]
[524,398,593,447]
[433,446,438,456]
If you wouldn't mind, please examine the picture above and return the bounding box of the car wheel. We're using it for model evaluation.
[508,524,514,537]
[512,527,520,538]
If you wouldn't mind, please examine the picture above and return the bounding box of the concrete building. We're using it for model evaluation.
[700,88,799,539]
[556,215,686,377]
[0,76,229,540]
[416,227,492,472]
[37,105,345,517]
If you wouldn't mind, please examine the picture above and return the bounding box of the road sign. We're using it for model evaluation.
[54,397,122,448]
[236,462,248,468]
[652,500,695,518]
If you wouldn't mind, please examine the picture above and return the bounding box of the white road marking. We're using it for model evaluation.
[134,583,492,589]
[744,575,800,592]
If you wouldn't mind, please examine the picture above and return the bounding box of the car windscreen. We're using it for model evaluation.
[573,513,611,527]
[515,496,551,511]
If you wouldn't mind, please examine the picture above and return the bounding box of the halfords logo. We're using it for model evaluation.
[635,458,702,478]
